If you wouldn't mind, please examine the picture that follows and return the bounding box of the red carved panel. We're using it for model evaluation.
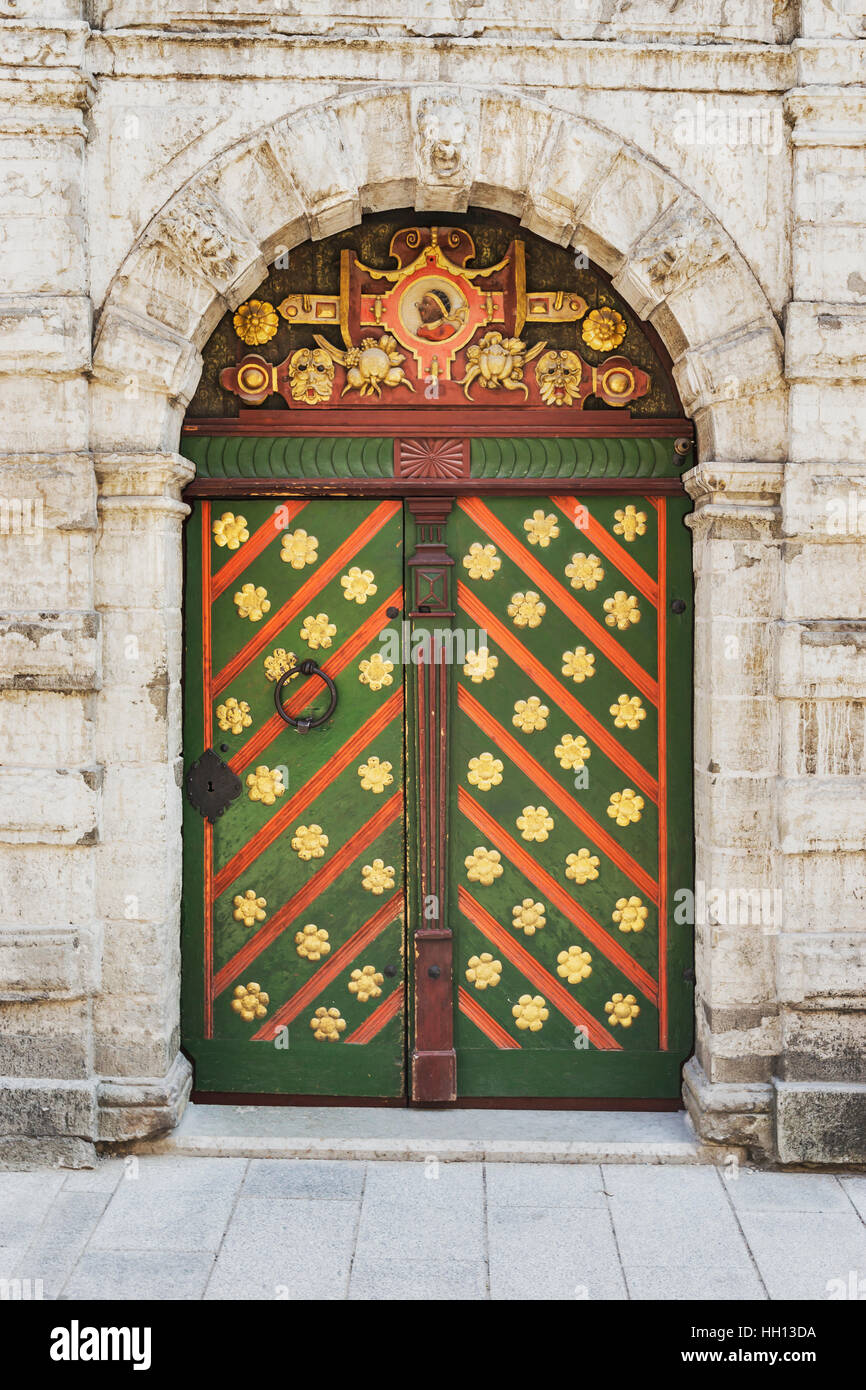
[396,438,470,479]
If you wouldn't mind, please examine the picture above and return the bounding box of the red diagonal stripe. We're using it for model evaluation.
[458,498,657,703]
[214,798,402,995]
[459,583,657,800]
[458,786,658,1004]
[345,985,404,1044]
[458,684,658,900]
[459,888,618,1050]
[252,892,402,1040]
[457,986,521,1049]
[555,496,658,605]
[214,687,404,897]
[212,502,307,600]
[214,500,400,695]
[228,586,403,774]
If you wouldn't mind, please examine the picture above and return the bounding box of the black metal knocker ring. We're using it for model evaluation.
[273,659,338,732]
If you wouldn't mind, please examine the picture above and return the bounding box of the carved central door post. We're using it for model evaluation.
[407,496,458,1102]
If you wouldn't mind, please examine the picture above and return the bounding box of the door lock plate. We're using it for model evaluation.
[186,748,242,823]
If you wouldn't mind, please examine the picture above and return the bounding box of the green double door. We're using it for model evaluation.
[181,491,693,1101]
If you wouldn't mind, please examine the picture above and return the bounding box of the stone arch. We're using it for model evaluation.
[91,83,786,464]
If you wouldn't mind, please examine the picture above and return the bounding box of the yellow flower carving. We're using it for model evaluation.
[295,924,330,960]
[516,805,554,843]
[555,733,592,770]
[562,646,596,683]
[603,591,641,630]
[467,752,504,791]
[463,542,501,580]
[291,823,329,859]
[557,946,593,984]
[613,505,647,543]
[466,953,502,990]
[523,509,560,548]
[310,1006,346,1042]
[565,848,600,884]
[612,896,648,933]
[233,299,279,346]
[512,696,549,733]
[511,899,546,936]
[512,994,549,1032]
[359,653,394,691]
[463,647,498,683]
[465,847,503,886]
[361,859,396,894]
[358,756,393,794]
[300,613,336,649]
[564,552,604,592]
[507,590,546,629]
[610,694,646,731]
[607,788,644,826]
[348,965,384,1002]
[246,765,285,805]
[280,529,318,569]
[605,993,640,1028]
[212,511,249,550]
[263,647,297,683]
[341,566,377,604]
[216,697,252,735]
[232,890,267,928]
[582,306,626,353]
[234,583,271,622]
[231,981,269,1022]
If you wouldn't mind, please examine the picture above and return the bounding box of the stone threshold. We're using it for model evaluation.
[131,1102,744,1165]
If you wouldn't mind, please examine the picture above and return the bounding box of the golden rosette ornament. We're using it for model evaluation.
[581,307,626,353]
[233,300,279,346]
[231,982,269,1022]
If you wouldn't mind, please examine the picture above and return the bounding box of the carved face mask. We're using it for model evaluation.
[535,349,583,407]
[287,347,335,404]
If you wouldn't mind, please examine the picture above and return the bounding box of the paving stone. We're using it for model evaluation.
[485,1162,607,1209]
[243,1159,365,1200]
[603,1166,754,1272]
[726,1170,850,1213]
[88,1185,240,1252]
[625,1264,767,1300]
[735,1210,866,1301]
[487,1206,626,1300]
[361,1159,484,1207]
[840,1177,866,1224]
[205,1196,359,1300]
[0,1171,65,1245]
[349,1257,487,1300]
[14,1191,110,1297]
[62,1160,126,1193]
[113,1155,248,1192]
[600,1162,726,1203]
[62,1250,215,1301]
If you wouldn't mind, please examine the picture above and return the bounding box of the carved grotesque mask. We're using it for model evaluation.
[535,349,583,407]
[287,346,335,404]
[418,99,466,178]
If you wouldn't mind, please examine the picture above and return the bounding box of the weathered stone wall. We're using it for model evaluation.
[0,1,863,1166]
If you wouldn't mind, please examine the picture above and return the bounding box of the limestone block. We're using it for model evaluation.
[793,147,866,226]
[94,506,185,611]
[782,462,866,539]
[0,1077,96,1140]
[0,847,96,928]
[0,213,86,295]
[776,620,866,698]
[782,536,866,617]
[213,138,308,266]
[579,151,676,276]
[780,697,866,777]
[333,87,415,214]
[100,607,182,689]
[0,692,94,765]
[93,997,179,1080]
[94,684,182,765]
[798,0,865,39]
[0,765,102,847]
[147,183,267,310]
[89,382,187,456]
[774,1081,866,1164]
[524,116,618,245]
[0,924,101,1002]
[693,768,777,850]
[92,307,200,403]
[612,195,729,321]
[692,535,780,620]
[793,226,866,304]
[778,776,866,852]
[693,690,778,776]
[0,452,95,532]
[674,322,783,413]
[111,240,227,349]
[0,612,100,692]
[693,1008,779,1086]
[0,998,91,1079]
[790,382,866,463]
[99,761,183,844]
[682,1056,774,1158]
[0,376,88,452]
[0,529,93,610]
[99,918,180,995]
[777,938,866,1010]
[693,614,775,699]
[779,1011,866,1085]
[781,850,866,932]
[96,1051,191,1143]
[786,302,866,382]
[695,920,777,1009]
[693,387,788,464]
[268,106,360,235]
[473,94,551,220]
[0,295,90,375]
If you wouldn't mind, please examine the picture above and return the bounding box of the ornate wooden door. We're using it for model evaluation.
[182,497,407,1097]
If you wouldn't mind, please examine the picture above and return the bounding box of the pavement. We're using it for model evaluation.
[2,1156,866,1300]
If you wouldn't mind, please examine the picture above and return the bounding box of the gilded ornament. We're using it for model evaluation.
[233,583,270,622]
[512,994,549,1032]
[463,647,498,683]
[361,858,396,894]
[233,299,279,346]
[535,349,583,406]
[516,805,554,843]
[557,946,593,984]
[582,307,626,353]
[512,696,549,733]
[280,529,318,569]
[561,646,596,683]
[291,823,329,859]
[523,509,560,548]
[300,612,337,649]
[232,890,267,928]
[467,752,504,791]
[612,896,648,933]
[286,346,335,404]
[348,965,385,1002]
[564,552,604,592]
[565,848,600,884]
[313,332,415,398]
[212,512,249,550]
[613,505,647,543]
[216,697,252,735]
[610,694,646,731]
[511,899,546,936]
[310,1006,346,1041]
[246,765,285,806]
[263,648,298,683]
[603,591,641,630]
[231,981,269,1023]
[605,992,640,1028]
[341,566,378,604]
[507,590,546,629]
[465,953,502,990]
[295,923,331,961]
[459,331,545,401]
[359,653,395,691]
[358,756,394,794]
[464,846,503,886]
[555,733,592,770]
[607,788,644,826]
[462,542,500,581]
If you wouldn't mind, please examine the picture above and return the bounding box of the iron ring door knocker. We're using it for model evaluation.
[273,659,338,732]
